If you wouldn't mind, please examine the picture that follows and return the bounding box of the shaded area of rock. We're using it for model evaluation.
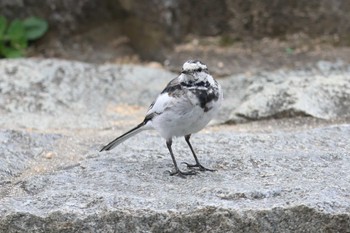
[1,206,349,232]
[3,0,350,61]
[2,0,350,42]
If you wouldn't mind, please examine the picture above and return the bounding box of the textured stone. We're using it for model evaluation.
[0,58,174,129]
[226,61,350,123]
[0,59,349,232]
[0,125,350,232]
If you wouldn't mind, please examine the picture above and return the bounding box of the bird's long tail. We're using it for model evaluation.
[100,122,147,152]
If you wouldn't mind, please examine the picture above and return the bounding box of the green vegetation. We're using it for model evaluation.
[0,16,48,58]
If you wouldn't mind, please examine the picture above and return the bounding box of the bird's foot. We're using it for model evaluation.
[167,168,197,178]
[182,162,216,172]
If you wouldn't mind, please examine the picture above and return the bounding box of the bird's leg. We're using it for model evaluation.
[183,135,216,172]
[166,139,197,177]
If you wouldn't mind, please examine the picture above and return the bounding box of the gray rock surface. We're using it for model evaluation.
[0,59,174,129]
[225,61,350,123]
[1,124,350,232]
[0,59,350,232]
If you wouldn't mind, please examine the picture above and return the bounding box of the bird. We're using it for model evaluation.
[100,60,223,177]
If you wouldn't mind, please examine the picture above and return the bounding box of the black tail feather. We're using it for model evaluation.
[100,122,146,152]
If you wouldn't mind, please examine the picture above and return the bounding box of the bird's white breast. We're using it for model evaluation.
[148,88,222,140]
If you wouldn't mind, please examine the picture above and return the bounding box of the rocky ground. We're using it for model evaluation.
[1,1,350,231]
[0,58,349,232]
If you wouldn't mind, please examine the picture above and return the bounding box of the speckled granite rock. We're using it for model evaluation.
[0,59,349,232]
[0,58,174,129]
[0,125,350,232]
[224,61,350,123]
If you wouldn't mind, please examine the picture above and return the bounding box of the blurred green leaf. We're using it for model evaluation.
[0,44,24,58]
[0,16,7,38]
[7,19,25,40]
[23,17,48,40]
[0,16,48,58]
[11,36,27,50]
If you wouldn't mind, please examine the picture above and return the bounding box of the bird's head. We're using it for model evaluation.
[181,60,208,74]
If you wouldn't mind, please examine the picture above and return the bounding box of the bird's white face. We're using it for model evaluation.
[180,60,215,85]
[182,60,208,72]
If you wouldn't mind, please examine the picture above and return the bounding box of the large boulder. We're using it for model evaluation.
[0,124,350,232]
[0,59,349,232]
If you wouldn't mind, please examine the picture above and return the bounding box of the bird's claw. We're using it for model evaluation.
[182,162,216,172]
[167,169,197,177]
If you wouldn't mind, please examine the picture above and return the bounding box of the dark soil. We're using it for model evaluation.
[28,32,350,77]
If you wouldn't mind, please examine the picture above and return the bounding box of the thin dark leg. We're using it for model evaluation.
[183,135,216,172]
[166,139,197,177]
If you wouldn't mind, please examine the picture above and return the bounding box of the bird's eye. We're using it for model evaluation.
[197,68,202,72]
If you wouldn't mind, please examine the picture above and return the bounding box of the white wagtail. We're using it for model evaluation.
[100,60,223,176]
